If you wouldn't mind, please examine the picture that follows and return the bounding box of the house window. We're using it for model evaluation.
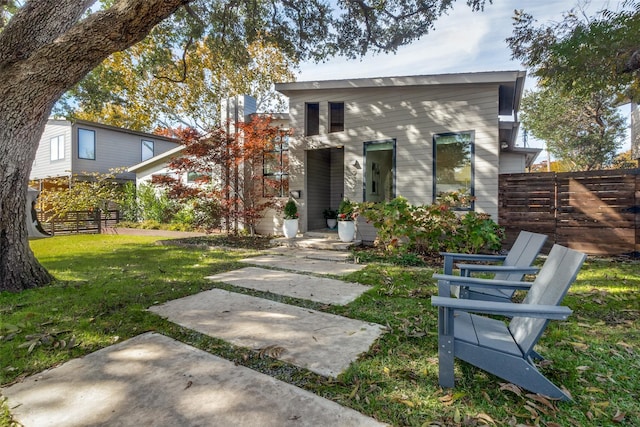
[78,128,96,160]
[50,135,65,161]
[142,139,154,161]
[305,103,319,136]
[363,140,395,202]
[263,132,289,197]
[187,171,209,183]
[433,131,474,210]
[329,102,344,133]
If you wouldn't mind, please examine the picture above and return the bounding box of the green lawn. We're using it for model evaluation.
[1,235,639,426]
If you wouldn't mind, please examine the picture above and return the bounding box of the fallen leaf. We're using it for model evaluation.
[612,409,626,423]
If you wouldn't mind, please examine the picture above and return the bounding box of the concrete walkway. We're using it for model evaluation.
[3,333,386,427]
[2,248,387,426]
[240,254,365,275]
[149,289,384,377]
[207,266,370,304]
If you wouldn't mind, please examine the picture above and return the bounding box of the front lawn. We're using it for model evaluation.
[1,235,638,426]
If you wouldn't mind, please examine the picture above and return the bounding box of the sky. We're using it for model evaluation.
[295,0,628,154]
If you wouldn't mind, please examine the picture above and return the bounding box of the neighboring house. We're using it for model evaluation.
[30,119,181,185]
[269,71,540,240]
[129,96,290,219]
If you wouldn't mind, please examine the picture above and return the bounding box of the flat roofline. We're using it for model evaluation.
[276,70,526,93]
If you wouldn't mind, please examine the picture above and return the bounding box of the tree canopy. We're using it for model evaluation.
[508,1,639,168]
[1,0,493,292]
[508,1,640,101]
[520,88,626,171]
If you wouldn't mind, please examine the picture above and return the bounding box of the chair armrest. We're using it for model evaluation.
[440,252,507,274]
[431,296,573,320]
[433,274,534,289]
[433,273,533,297]
[457,264,540,275]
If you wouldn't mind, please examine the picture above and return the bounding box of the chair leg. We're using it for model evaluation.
[438,306,455,388]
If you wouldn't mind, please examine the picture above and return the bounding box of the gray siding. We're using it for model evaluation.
[30,120,180,181]
[286,83,502,221]
[72,124,179,180]
[31,121,72,180]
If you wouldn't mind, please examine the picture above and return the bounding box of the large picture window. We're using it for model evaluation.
[78,128,96,160]
[305,103,319,136]
[363,139,395,202]
[433,131,474,210]
[263,133,290,197]
[50,135,65,161]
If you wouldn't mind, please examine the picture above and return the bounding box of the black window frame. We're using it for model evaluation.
[305,102,320,136]
[329,102,344,133]
[77,128,96,160]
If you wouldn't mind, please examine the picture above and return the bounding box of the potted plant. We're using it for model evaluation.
[282,198,299,238]
[323,208,338,230]
[337,198,357,242]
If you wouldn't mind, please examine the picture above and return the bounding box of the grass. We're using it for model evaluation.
[1,235,639,426]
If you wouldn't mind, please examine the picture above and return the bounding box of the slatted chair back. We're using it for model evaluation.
[494,231,547,281]
[509,245,587,357]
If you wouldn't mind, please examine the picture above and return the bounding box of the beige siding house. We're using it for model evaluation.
[30,119,180,183]
[269,71,537,240]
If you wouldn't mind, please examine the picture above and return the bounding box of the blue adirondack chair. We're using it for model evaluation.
[431,244,587,400]
[440,230,547,302]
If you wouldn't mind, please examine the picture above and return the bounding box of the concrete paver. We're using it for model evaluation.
[207,266,371,305]
[2,333,387,427]
[266,246,355,262]
[149,289,385,377]
[240,254,365,275]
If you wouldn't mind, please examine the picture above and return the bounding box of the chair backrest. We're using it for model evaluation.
[495,231,548,281]
[509,245,587,356]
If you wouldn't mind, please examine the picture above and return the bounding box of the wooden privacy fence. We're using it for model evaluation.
[499,169,640,257]
[38,209,120,236]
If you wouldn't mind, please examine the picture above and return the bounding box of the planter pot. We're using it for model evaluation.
[337,220,355,242]
[282,218,298,238]
[326,218,337,230]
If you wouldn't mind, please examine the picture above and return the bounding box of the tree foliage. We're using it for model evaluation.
[1,0,493,291]
[57,35,297,132]
[508,1,640,100]
[520,88,626,171]
[34,170,128,220]
[154,116,289,235]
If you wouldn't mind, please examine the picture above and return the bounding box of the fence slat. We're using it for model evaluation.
[499,169,639,257]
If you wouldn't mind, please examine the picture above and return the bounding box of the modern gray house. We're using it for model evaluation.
[259,70,539,239]
[30,119,181,184]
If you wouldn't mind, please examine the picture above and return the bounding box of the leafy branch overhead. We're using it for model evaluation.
[508,1,640,100]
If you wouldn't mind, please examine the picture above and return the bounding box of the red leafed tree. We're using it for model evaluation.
[154,116,289,235]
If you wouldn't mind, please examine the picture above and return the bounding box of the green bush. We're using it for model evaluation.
[137,183,177,223]
[358,197,503,256]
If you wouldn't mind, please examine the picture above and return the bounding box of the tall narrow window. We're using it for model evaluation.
[363,140,395,202]
[329,102,344,133]
[142,139,154,161]
[433,131,474,210]
[78,128,96,160]
[305,102,319,136]
[50,135,65,161]
[263,132,290,197]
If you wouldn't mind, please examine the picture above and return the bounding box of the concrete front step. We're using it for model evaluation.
[271,236,361,251]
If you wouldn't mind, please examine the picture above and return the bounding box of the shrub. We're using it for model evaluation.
[283,198,298,219]
[338,198,356,221]
[358,197,503,256]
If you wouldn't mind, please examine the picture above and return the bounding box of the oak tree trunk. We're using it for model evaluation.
[0,0,189,292]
